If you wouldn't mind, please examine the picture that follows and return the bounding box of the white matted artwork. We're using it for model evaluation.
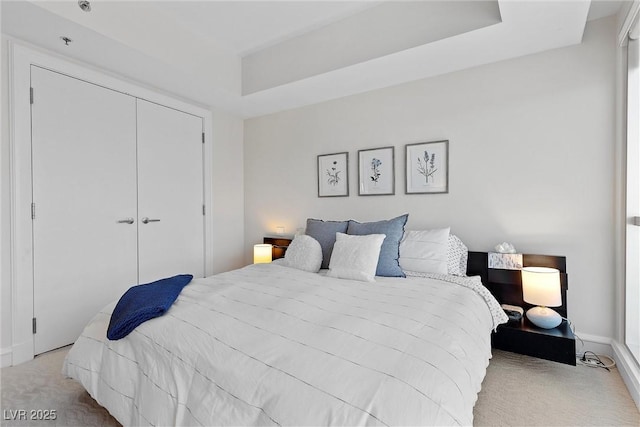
[358,146,395,196]
[317,152,349,197]
[405,140,449,194]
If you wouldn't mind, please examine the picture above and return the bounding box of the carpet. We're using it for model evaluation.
[1,347,638,426]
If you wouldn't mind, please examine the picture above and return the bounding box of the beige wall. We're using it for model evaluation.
[244,17,618,340]
[211,108,245,273]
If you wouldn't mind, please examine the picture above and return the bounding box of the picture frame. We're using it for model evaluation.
[358,146,395,196]
[405,140,449,194]
[317,152,349,197]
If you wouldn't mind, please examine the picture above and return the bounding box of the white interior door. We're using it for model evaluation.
[136,100,204,283]
[31,67,138,354]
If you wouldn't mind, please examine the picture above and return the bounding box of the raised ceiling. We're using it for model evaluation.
[150,1,384,56]
[1,1,619,118]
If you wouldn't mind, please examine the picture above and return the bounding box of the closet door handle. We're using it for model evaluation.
[117,218,135,224]
[141,217,160,224]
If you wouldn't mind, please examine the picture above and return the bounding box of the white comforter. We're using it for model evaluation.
[63,264,507,426]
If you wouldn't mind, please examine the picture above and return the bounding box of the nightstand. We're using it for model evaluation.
[492,317,576,365]
[263,237,292,260]
[467,251,576,366]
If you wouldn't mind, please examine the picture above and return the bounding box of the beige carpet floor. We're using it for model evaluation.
[1,346,638,426]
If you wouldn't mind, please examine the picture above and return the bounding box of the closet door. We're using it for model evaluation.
[136,100,205,283]
[31,67,138,354]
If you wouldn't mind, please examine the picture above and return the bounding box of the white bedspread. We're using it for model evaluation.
[63,263,506,426]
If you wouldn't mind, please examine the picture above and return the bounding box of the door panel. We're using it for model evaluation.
[31,67,138,354]
[136,100,204,283]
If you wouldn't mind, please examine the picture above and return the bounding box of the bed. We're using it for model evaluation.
[63,216,508,426]
[62,261,507,426]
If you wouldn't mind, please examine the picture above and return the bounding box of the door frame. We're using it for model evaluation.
[8,41,214,365]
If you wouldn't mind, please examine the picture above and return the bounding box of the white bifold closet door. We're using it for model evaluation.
[31,67,205,355]
[31,67,138,355]
[136,100,204,284]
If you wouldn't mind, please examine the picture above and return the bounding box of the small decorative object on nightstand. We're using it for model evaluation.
[501,304,523,322]
[488,242,523,269]
[253,244,272,264]
[522,267,562,329]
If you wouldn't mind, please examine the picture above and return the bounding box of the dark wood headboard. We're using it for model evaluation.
[467,252,568,318]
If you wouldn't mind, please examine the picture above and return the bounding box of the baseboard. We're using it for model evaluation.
[1,347,13,368]
[10,340,33,366]
[575,331,614,357]
[612,340,640,411]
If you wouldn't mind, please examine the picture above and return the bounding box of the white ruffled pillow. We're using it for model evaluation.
[282,235,323,273]
[327,233,385,282]
[447,234,468,276]
[399,228,450,275]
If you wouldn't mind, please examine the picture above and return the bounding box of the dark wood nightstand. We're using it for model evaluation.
[493,317,576,365]
[263,237,292,260]
[467,252,576,366]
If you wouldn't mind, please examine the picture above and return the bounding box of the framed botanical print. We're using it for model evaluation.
[317,152,349,197]
[405,140,449,194]
[358,146,395,196]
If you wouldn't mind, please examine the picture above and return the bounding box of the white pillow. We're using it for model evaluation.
[399,228,450,275]
[327,233,385,282]
[448,234,468,276]
[282,235,323,273]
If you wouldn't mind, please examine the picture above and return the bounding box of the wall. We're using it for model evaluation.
[211,108,245,273]
[244,17,617,340]
[0,37,245,366]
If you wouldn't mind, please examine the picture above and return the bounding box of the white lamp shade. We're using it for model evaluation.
[521,267,561,307]
[253,244,272,264]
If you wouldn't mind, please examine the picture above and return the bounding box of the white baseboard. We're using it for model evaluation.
[10,340,33,366]
[1,347,13,368]
[575,331,614,357]
[612,340,640,411]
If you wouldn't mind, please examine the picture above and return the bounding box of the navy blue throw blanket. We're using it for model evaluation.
[107,274,193,340]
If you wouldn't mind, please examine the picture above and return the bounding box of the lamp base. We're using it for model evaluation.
[526,306,562,329]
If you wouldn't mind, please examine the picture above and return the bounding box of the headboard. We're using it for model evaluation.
[466,252,568,318]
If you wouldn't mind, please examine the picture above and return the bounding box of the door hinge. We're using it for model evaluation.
[202,132,205,144]
[202,204,206,215]
[32,317,37,334]
[31,203,36,219]
[30,87,34,105]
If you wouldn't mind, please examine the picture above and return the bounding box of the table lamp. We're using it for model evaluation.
[521,266,562,329]
[253,244,272,264]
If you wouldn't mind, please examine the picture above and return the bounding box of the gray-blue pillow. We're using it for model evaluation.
[347,214,408,277]
[305,218,349,269]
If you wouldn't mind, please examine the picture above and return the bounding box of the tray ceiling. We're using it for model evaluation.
[1,1,614,118]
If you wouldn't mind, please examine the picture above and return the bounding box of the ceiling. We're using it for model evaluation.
[0,1,625,118]
[150,1,384,57]
[150,0,622,57]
